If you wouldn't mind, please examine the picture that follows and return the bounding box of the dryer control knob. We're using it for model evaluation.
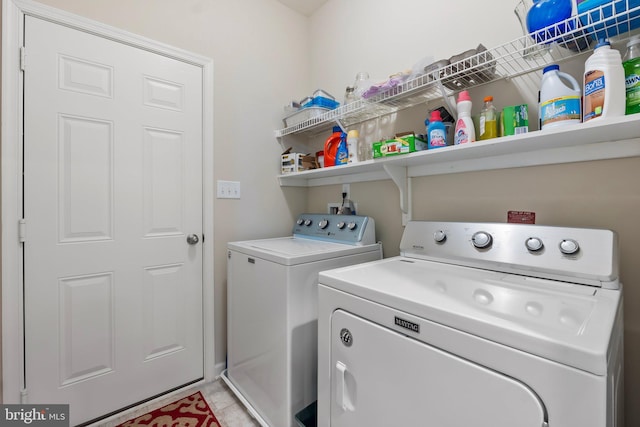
[296,218,304,225]
[347,222,357,230]
[559,239,580,255]
[472,231,492,249]
[525,237,544,252]
[319,219,329,229]
[337,221,346,229]
[304,219,312,227]
[434,230,447,243]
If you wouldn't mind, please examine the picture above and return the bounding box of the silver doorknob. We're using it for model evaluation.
[186,234,200,245]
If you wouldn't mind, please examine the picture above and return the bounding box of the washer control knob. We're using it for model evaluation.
[559,239,580,255]
[472,231,492,249]
[347,222,357,230]
[304,219,312,227]
[337,221,346,229]
[525,237,544,252]
[319,219,329,229]
[296,218,304,225]
[434,230,447,243]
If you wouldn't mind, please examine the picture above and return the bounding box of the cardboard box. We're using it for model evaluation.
[372,133,427,158]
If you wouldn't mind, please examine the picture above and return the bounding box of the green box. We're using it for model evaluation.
[373,134,427,158]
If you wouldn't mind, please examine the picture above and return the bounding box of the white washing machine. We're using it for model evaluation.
[317,221,624,427]
[222,213,382,427]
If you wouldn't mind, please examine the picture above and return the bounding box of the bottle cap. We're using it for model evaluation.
[332,126,342,133]
[457,90,471,102]
[483,96,493,102]
[347,130,359,138]
[543,64,559,73]
[429,110,442,122]
[596,39,611,49]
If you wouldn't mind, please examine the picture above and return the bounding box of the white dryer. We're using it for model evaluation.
[223,213,382,427]
[317,221,623,427]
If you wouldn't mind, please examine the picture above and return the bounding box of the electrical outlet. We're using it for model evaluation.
[217,180,241,199]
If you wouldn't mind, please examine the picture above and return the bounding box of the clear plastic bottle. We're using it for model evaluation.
[454,90,475,144]
[623,35,640,115]
[344,86,356,105]
[479,96,497,140]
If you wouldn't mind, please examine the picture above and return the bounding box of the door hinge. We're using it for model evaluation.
[19,219,26,243]
[19,46,26,71]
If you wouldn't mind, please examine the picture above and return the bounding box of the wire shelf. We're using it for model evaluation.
[275,0,640,139]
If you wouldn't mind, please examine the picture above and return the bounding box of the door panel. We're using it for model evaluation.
[330,309,547,427]
[23,15,204,425]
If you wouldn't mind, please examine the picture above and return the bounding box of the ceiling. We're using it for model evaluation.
[276,0,328,16]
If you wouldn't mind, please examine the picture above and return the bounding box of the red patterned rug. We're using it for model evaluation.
[116,391,221,427]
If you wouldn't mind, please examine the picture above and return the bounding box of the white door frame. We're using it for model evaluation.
[1,0,215,404]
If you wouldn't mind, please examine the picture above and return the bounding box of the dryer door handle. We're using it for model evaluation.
[335,361,354,412]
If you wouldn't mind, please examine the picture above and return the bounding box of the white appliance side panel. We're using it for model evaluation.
[227,250,288,427]
[330,309,547,427]
[227,247,382,427]
[287,250,383,421]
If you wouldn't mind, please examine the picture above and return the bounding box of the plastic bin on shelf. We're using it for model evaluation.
[301,96,340,110]
[283,107,331,127]
[578,0,640,40]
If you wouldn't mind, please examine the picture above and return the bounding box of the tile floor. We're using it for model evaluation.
[99,378,260,427]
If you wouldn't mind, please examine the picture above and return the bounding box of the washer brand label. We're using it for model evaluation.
[394,316,419,333]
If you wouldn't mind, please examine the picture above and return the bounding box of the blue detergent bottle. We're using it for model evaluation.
[335,130,349,165]
[427,109,447,149]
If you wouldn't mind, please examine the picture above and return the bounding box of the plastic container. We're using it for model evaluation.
[583,39,626,122]
[301,96,340,110]
[324,126,343,167]
[539,64,582,129]
[347,130,360,163]
[427,110,448,149]
[454,90,476,144]
[335,133,349,166]
[526,0,573,44]
[479,96,497,140]
[577,0,640,41]
[623,35,640,115]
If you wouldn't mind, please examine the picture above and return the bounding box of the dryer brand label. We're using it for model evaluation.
[394,316,420,333]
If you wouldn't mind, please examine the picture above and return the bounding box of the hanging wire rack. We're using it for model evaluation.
[275,0,640,138]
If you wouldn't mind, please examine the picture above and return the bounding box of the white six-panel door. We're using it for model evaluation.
[23,15,204,425]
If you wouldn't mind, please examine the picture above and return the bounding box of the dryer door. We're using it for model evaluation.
[330,310,547,427]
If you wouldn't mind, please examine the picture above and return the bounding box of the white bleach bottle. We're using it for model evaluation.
[583,39,626,122]
[539,65,582,130]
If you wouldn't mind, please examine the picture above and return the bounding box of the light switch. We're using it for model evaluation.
[217,180,241,199]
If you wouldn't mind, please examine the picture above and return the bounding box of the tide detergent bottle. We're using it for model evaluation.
[324,126,343,167]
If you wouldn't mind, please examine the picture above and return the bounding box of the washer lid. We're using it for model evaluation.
[319,256,622,375]
[228,237,380,265]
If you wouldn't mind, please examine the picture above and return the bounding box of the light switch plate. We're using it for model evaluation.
[217,180,241,199]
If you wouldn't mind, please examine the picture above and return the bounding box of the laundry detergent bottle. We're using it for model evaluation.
[427,109,448,149]
[454,90,475,144]
[539,64,582,129]
[324,126,343,167]
[583,39,626,122]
